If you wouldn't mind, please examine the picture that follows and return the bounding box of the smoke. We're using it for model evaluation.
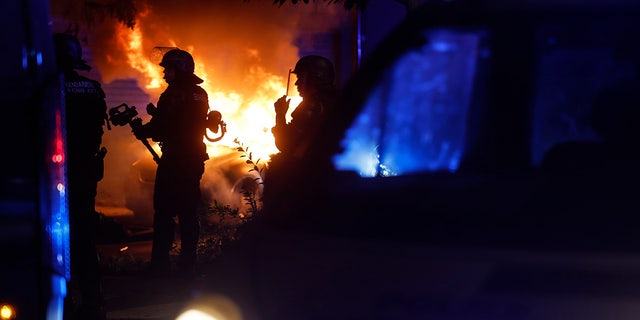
[88,0,348,92]
[76,0,351,219]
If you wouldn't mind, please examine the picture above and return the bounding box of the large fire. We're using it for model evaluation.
[72,1,350,221]
[113,17,301,161]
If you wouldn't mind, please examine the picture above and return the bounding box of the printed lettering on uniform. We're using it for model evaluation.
[66,81,99,94]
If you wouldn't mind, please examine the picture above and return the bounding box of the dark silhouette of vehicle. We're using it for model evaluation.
[210,1,640,319]
[1,0,71,319]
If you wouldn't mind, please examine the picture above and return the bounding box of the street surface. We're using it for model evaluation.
[98,224,640,320]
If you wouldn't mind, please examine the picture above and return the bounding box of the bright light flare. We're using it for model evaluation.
[0,304,16,320]
[176,309,217,320]
[175,295,241,320]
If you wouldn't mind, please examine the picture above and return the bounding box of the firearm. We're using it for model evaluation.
[108,103,161,164]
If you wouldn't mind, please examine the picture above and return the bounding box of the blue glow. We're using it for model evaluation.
[431,40,455,52]
[46,275,67,320]
[22,46,28,70]
[334,29,482,177]
[42,109,70,280]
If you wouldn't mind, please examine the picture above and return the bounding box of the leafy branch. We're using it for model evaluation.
[234,138,267,183]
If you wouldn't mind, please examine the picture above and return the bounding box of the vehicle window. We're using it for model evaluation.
[333,29,488,177]
[530,19,640,166]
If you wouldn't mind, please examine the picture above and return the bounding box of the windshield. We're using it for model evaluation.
[333,29,487,177]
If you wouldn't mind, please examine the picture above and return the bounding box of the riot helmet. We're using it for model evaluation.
[53,33,91,71]
[159,48,203,83]
[160,49,195,73]
[292,55,335,86]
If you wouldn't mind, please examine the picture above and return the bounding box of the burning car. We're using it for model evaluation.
[120,145,264,228]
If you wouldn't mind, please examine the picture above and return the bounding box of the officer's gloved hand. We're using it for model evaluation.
[274,95,290,123]
[131,125,147,140]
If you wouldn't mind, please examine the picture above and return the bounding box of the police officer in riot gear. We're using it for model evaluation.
[132,48,209,277]
[54,33,108,320]
[271,55,338,158]
[265,55,340,223]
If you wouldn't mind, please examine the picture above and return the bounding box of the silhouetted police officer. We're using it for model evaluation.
[54,33,108,320]
[265,55,340,225]
[132,48,209,276]
[271,55,339,159]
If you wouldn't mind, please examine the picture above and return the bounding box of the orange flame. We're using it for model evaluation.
[117,21,302,164]
[116,23,168,90]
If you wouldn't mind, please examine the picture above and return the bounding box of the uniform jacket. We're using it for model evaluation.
[63,70,107,161]
[136,78,209,162]
[271,86,339,159]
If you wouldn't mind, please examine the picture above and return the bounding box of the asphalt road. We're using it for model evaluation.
[97,223,640,320]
